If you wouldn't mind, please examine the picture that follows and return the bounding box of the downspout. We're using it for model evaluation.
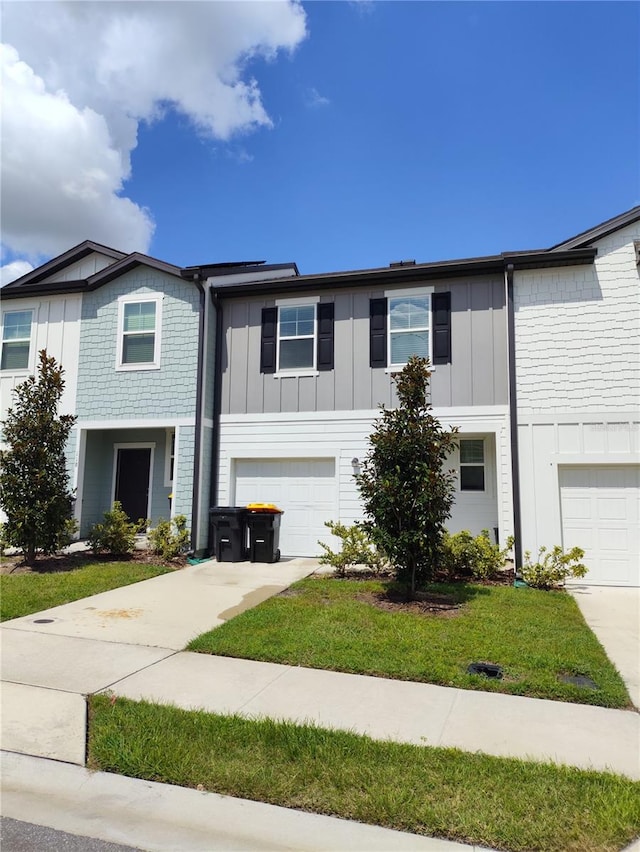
[506,263,523,576]
[208,290,223,519]
[189,273,206,553]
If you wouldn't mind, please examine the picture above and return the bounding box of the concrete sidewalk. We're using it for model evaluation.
[570,585,640,708]
[2,559,640,850]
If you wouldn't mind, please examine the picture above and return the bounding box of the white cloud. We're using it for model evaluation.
[306,87,331,108]
[0,260,35,287]
[1,1,307,260]
[1,44,154,258]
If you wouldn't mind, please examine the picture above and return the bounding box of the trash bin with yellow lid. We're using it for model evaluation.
[245,504,283,563]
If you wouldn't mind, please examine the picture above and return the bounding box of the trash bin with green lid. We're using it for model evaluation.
[209,507,247,562]
[245,504,283,563]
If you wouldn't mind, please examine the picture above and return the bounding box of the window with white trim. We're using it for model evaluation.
[117,296,162,370]
[1,309,33,371]
[277,303,316,371]
[388,294,430,367]
[164,429,175,486]
[460,439,485,491]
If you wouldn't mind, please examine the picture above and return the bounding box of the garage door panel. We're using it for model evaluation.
[559,465,639,587]
[234,458,337,557]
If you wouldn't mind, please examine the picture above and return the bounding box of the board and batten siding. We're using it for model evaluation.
[44,251,119,284]
[0,294,82,423]
[219,276,507,415]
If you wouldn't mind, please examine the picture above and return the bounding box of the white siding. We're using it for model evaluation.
[517,414,640,572]
[515,221,640,584]
[44,252,119,283]
[218,406,513,555]
[1,294,82,422]
[515,222,640,416]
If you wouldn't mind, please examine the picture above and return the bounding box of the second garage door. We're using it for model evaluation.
[234,458,337,557]
[559,465,640,586]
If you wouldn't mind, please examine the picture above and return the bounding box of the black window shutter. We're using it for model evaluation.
[260,306,277,373]
[317,302,334,371]
[432,292,451,365]
[370,298,387,368]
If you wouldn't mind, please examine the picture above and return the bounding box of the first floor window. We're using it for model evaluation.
[278,303,315,370]
[460,439,485,491]
[388,295,430,366]
[117,296,161,369]
[165,429,175,486]
[1,310,33,370]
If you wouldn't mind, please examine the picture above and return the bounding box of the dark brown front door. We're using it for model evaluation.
[115,448,151,522]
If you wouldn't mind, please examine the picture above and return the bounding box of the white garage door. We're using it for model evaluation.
[234,458,337,557]
[559,465,640,586]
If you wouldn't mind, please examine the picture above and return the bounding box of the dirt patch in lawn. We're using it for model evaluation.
[357,588,464,617]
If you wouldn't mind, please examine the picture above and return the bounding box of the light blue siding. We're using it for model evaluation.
[76,268,200,420]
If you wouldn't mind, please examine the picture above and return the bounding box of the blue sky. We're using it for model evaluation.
[2,1,638,281]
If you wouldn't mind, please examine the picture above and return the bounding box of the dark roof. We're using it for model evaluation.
[2,245,185,300]
[208,247,597,298]
[181,261,299,279]
[4,240,125,290]
[550,205,640,251]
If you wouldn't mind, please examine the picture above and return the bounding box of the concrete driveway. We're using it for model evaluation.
[570,585,640,708]
[1,557,317,763]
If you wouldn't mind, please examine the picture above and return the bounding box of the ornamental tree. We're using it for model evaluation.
[355,356,458,596]
[0,350,76,563]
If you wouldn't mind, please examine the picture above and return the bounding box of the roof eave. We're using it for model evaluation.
[3,241,125,290]
[550,206,640,251]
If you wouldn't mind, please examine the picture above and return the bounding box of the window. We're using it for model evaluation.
[370,288,450,369]
[388,295,430,367]
[278,304,315,370]
[460,439,485,491]
[1,310,32,370]
[117,296,161,370]
[164,429,175,486]
[260,300,334,375]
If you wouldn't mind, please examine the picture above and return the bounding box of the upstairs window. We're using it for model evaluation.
[278,304,315,371]
[388,295,430,367]
[117,296,162,370]
[1,310,33,371]
[260,299,334,375]
[370,289,450,369]
[460,439,485,491]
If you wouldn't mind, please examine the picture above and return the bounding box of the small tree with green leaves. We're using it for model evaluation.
[0,350,76,563]
[356,356,458,596]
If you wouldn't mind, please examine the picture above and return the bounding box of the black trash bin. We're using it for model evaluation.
[246,504,283,563]
[209,507,247,562]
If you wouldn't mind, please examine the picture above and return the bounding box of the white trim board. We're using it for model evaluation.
[77,417,196,430]
[219,405,509,425]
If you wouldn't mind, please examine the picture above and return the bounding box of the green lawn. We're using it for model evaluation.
[89,695,640,852]
[0,562,172,621]
[188,577,631,708]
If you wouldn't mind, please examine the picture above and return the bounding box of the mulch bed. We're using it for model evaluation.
[310,566,516,617]
[1,550,188,575]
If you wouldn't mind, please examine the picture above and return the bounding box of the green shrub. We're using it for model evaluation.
[88,502,145,556]
[521,545,588,590]
[318,521,388,577]
[148,515,190,559]
[59,516,79,550]
[441,529,514,580]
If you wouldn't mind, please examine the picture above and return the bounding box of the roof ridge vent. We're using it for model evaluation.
[389,259,416,268]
